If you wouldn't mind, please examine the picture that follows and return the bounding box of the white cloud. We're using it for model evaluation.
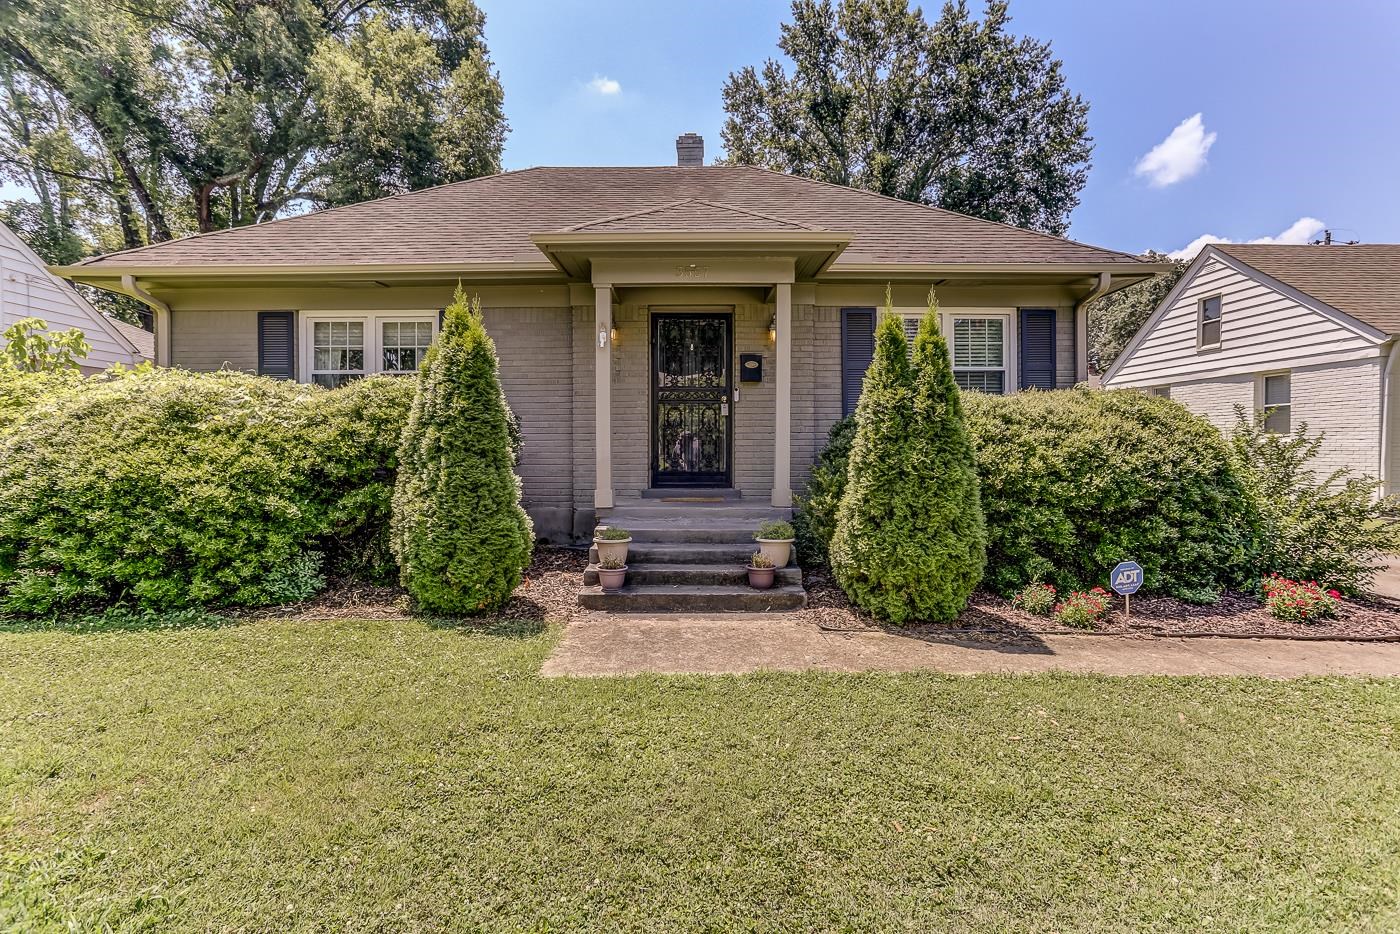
[1135,113,1217,187]
[1167,216,1327,261]
[587,75,621,96]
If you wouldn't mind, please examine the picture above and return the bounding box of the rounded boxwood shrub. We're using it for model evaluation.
[962,389,1257,597]
[0,368,414,614]
[829,303,987,624]
[392,289,533,614]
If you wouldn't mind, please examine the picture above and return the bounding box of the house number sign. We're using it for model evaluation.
[675,264,710,280]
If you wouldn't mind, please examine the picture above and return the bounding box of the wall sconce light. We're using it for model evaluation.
[609,321,619,344]
[767,315,777,343]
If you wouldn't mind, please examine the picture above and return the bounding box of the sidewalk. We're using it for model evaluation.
[541,612,1400,678]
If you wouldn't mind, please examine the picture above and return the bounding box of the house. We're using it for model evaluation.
[1,222,151,372]
[1101,243,1400,495]
[56,135,1161,546]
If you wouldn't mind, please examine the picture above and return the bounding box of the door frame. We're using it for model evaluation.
[649,308,734,488]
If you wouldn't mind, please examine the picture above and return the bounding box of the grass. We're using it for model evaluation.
[2,618,1399,931]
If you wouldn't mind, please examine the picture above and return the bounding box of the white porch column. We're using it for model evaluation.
[594,285,614,509]
[772,282,793,508]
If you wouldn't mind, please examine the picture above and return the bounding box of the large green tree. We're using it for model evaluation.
[0,0,507,255]
[721,0,1091,236]
[1086,251,1187,373]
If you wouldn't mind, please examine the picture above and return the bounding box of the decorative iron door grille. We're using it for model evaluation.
[651,313,732,487]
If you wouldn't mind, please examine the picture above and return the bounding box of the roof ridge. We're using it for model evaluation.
[562,200,695,232]
[74,167,545,266]
[739,164,1145,263]
[691,199,819,230]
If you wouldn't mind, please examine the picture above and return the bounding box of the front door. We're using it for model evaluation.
[651,312,732,487]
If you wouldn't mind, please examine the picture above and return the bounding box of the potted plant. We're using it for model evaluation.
[754,520,796,568]
[747,551,776,589]
[593,525,632,566]
[596,554,628,591]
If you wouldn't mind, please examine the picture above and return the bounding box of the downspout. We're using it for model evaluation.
[120,274,171,366]
[1380,339,1397,497]
[1074,272,1112,384]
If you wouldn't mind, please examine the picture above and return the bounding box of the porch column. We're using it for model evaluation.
[772,282,793,508]
[594,285,614,509]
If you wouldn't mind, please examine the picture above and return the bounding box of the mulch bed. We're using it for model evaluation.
[236,547,587,625]
[243,549,1400,642]
[799,567,1400,641]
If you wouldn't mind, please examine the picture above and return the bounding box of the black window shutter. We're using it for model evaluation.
[840,308,876,416]
[1018,308,1056,390]
[257,311,296,380]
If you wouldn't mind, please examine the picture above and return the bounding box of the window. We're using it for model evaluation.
[1148,386,1171,399]
[1261,373,1291,433]
[311,320,365,388]
[381,320,434,373]
[302,312,438,385]
[1199,295,1223,348]
[952,318,1006,393]
[898,311,1010,394]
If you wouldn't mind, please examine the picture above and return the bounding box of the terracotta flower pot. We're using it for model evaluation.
[597,565,627,591]
[755,537,794,568]
[747,565,776,590]
[593,536,631,567]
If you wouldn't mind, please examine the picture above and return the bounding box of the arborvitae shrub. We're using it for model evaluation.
[793,415,855,567]
[829,294,987,624]
[392,288,533,613]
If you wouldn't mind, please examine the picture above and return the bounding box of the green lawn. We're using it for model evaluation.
[2,618,1399,932]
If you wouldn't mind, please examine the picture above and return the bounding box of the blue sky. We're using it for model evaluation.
[6,1,1397,258]
[479,0,1400,257]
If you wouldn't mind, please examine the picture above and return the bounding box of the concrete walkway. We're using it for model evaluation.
[541,613,1400,679]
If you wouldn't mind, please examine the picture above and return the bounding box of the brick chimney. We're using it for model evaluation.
[676,133,704,167]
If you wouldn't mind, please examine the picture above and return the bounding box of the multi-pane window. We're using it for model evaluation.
[382,321,434,374]
[311,321,365,388]
[1199,295,1223,348]
[952,318,1006,393]
[1262,373,1291,433]
[899,313,1009,394]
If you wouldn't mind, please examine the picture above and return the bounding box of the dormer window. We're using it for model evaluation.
[1198,295,1223,349]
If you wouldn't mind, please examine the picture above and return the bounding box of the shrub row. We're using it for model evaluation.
[799,389,1262,600]
[0,368,414,614]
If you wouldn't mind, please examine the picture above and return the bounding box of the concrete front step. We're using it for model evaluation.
[590,542,765,565]
[598,521,770,544]
[583,562,802,587]
[578,583,808,613]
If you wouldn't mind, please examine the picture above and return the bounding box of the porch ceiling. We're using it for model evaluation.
[528,230,854,282]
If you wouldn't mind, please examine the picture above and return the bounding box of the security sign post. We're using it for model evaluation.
[1110,560,1143,620]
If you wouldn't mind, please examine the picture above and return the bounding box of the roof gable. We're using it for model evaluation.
[1213,243,1400,335]
[68,165,1150,272]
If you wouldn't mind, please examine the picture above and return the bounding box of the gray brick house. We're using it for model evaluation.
[57,135,1160,546]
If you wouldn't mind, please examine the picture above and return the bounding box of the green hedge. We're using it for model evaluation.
[0,368,414,614]
[799,390,1258,600]
[962,390,1256,597]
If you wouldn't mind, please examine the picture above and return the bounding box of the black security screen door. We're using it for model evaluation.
[651,313,732,487]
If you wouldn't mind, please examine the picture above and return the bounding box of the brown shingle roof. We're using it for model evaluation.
[1213,243,1400,334]
[564,199,818,232]
[74,165,1146,270]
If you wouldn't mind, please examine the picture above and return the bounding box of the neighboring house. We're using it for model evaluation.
[56,135,1161,542]
[0,222,151,372]
[1102,243,1400,494]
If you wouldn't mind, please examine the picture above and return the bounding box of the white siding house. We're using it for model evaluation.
[1102,243,1400,493]
[0,223,150,372]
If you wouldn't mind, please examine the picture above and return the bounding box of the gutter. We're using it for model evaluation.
[1073,272,1112,384]
[1381,339,1398,496]
[120,274,172,366]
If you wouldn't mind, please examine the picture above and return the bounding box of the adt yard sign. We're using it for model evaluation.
[1111,561,1143,595]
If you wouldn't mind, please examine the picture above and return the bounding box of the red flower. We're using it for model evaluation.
[1327,590,1341,599]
